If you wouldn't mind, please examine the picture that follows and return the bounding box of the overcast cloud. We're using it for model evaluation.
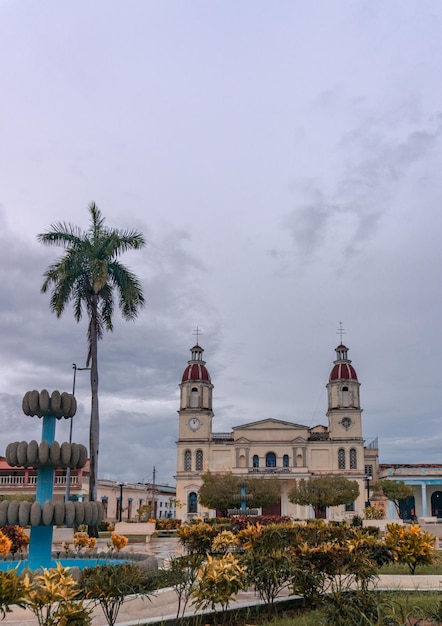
[0,1,441,486]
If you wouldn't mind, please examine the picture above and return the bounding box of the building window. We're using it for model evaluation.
[350,448,357,469]
[188,491,197,513]
[283,454,290,467]
[252,455,259,468]
[266,452,276,468]
[342,386,349,407]
[196,449,203,471]
[345,501,355,512]
[338,448,346,469]
[364,464,373,479]
[184,450,192,471]
[190,387,198,408]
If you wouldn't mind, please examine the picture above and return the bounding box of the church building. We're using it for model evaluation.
[175,342,378,521]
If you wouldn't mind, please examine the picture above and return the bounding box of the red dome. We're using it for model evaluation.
[181,363,211,382]
[329,362,358,382]
[181,344,211,382]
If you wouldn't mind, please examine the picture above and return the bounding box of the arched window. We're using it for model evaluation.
[266,452,277,468]
[342,386,349,407]
[252,454,259,468]
[283,454,290,467]
[350,448,357,469]
[338,448,346,469]
[188,492,197,513]
[190,387,198,408]
[184,450,192,471]
[195,449,203,471]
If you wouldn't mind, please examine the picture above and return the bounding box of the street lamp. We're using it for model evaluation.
[65,364,90,502]
[365,474,372,509]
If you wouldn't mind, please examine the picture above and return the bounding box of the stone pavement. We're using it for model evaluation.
[3,538,442,625]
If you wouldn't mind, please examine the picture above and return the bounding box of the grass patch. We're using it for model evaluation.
[251,592,442,625]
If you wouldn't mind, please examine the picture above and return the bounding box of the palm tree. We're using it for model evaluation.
[38,203,146,522]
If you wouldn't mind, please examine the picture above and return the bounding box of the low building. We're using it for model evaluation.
[378,464,442,521]
[0,459,176,522]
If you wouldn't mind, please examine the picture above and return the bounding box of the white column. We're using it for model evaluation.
[421,483,427,517]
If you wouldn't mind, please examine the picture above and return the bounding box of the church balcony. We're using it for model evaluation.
[248,467,292,475]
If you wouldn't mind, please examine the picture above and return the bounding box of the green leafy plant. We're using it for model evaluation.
[82,562,155,626]
[165,553,204,620]
[0,569,27,620]
[384,523,435,574]
[192,553,245,623]
[374,480,414,519]
[22,563,92,626]
[288,476,360,519]
[178,521,219,554]
[363,505,385,520]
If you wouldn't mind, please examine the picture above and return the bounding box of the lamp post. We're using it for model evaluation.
[65,364,90,502]
[365,474,372,509]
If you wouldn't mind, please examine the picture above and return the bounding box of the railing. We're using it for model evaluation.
[212,433,234,441]
[248,467,292,474]
[0,475,78,487]
[55,476,78,486]
[0,475,25,486]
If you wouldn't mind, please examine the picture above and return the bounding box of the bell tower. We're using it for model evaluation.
[178,344,213,439]
[327,343,362,439]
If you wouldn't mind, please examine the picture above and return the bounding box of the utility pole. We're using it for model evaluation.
[65,364,90,502]
[152,466,156,519]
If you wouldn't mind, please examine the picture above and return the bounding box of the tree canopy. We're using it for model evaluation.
[374,480,414,519]
[288,475,360,518]
[38,203,145,522]
[198,472,281,516]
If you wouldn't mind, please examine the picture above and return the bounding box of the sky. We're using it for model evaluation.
[0,1,441,487]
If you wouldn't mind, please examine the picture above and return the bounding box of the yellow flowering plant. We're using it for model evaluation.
[384,523,435,574]
[192,553,245,617]
[109,532,128,552]
[0,531,12,556]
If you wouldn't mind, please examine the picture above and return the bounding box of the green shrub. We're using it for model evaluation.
[0,569,27,619]
[22,563,92,626]
[385,523,435,574]
[82,562,156,626]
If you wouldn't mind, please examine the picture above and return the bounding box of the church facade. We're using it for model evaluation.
[175,342,378,521]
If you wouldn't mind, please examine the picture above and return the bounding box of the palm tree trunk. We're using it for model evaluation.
[89,298,100,537]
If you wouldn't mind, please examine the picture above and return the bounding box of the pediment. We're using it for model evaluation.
[291,436,307,444]
[233,418,308,431]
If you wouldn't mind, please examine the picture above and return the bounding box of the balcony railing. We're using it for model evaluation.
[0,475,78,488]
[248,467,292,474]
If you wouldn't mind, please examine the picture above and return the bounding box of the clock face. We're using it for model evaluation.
[188,417,201,431]
[341,416,352,430]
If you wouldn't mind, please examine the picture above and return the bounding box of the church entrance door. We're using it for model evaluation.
[262,499,281,516]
